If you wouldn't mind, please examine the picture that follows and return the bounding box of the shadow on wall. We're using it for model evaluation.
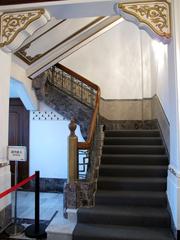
[10,79,37,110]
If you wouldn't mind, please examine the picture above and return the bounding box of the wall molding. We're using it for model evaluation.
[117,0,171,43]
[100,97,152,102]
[0,9,50,52]
[14,19,66,65]
[100,97,152,121]
[100,95,170,152]
[15,17,105,65]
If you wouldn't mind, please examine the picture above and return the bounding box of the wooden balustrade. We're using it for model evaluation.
[55,63,101,182]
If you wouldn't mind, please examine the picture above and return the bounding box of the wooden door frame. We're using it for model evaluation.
[9,98,30,184]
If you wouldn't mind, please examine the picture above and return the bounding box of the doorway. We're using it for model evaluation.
[8,98,29,186]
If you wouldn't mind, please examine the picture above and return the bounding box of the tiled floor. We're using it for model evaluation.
[13,191,62,221]
[0,191,65,239]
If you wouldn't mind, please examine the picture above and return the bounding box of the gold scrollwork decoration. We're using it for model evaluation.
[118,1,171,40]
[0,9,45,48]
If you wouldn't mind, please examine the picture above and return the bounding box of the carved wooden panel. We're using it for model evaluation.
[117,1,171,42]
[0,9,50,52]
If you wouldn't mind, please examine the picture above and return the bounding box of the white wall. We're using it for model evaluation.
[62,20,144,100]
[61,18,170,120]
[140,30,154,99]
[0,50,11,210]
[144,0,180,230]
[151,40,170,121]
[167,0,180,230]
[0,166,11,211]
[30,102,84,179]
[61,20,160,100]
[0,50,11,163]
[11,60,38,110]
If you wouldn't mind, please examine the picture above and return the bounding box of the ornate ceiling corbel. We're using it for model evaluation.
[117,1,171,43]
[0,9,50,52]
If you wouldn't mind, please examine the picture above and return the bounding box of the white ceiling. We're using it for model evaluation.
[1,0,124,78]
[14,15,121,77]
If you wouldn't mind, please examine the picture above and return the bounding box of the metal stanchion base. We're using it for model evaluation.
[5,223,25,236]
[25,224,47,238]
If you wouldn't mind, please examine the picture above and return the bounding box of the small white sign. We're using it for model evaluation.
[8,146,27,162]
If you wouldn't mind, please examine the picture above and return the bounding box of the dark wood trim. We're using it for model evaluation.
[0,0,65,5]
[177,231,180,240]
[9,98,25,106]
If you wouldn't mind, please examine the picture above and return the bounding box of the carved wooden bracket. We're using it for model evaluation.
[117,1,171,43]
[0,9,50,52]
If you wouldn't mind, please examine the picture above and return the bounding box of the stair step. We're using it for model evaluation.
[73,123,172,240]
[98,177,167,191]
[101,154,168,165]
[77,205,170,227]
[105,130,160,137]
[104,137,163,145]
[102,145,166,154]
[73,223,174,240]
[95,190,167,207]
[99,165,168,177]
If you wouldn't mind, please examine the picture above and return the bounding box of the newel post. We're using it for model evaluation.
[68,118,78,183]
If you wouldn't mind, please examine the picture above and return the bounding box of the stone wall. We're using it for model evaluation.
[63,124,104,216]
[99,95,170,153]
[100,98,152,121]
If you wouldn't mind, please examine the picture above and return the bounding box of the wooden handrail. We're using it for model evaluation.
[56,63,101,150]
[56,63,99,91]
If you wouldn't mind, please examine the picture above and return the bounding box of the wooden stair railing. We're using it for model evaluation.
[53,63,101,181]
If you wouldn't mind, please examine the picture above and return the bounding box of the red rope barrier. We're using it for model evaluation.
[0,174,36,199]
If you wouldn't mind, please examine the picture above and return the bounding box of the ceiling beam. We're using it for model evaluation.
[0,0,118,18]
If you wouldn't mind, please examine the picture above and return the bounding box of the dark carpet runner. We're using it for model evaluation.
[73,128,175,240]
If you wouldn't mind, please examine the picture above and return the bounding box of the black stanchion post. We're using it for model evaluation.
[35,171,40,233]
[25,171,47,239]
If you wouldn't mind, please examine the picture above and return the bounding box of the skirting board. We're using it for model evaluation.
[100,98,152,121]
[28,178,67,193]
[100,95,170,153]
[152,95,170,153]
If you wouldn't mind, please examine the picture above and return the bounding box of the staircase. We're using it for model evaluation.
[32,64,96,140]
[73,125,175,240]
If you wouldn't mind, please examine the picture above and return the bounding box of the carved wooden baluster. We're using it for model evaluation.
[68,118,78,183]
